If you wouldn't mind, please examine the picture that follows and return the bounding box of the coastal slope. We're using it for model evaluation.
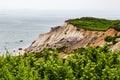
[25,17,120,53]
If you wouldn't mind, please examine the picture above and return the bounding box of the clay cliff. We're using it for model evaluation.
[25,22,120,53]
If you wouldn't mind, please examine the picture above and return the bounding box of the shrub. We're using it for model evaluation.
[1,46,120,79]
[104,36,113,42]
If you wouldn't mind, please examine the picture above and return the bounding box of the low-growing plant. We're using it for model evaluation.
[66,17,120,31]
[104,36,113,42]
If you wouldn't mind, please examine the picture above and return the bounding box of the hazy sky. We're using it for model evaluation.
[0,0,119,11]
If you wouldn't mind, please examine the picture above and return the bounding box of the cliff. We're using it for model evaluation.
[25,22,120,53]
[25,23,83,53]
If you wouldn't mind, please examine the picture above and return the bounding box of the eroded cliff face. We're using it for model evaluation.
[25,23,83,53]
[25,22,120,53]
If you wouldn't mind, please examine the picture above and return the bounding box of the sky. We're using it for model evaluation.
[0,0,119,11]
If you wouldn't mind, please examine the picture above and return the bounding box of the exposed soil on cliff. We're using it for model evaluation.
[25,22,120,54]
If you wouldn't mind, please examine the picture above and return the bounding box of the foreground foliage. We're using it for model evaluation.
[66,17,120,31]
[0,45,120,80]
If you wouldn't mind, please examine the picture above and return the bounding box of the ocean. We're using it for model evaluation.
[0,14,68,54]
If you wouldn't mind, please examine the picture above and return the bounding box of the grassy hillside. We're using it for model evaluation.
[1,45,120,79]
[66,17,120,31]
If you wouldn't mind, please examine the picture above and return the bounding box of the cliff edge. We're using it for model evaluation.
[25,17,120,53]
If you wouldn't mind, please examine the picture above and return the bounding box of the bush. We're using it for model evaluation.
[1,46,120,79]
[104,36,113,42]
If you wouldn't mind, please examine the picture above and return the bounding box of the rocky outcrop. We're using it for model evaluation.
[25,23,83,53]
[25,22,120,53]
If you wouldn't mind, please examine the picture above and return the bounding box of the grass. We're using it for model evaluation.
[65,17,120,31]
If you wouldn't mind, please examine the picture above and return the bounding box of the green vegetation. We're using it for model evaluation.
[66,17,120,31]
[1,45,120,80]
[104,36,120,44]
[104,36,113,42]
